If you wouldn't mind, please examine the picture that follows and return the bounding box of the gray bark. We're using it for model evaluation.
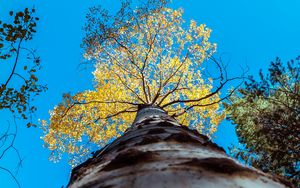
[67,105,292,188]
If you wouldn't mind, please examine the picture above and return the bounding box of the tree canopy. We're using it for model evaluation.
[0,8,46,127]
[42,2,235,165]
[226,56,300,187]
[0,8,45,188]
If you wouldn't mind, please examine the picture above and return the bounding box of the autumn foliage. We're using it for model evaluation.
[42,6,226,165]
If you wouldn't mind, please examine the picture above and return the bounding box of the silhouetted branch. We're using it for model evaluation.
[174,80,243,117]
[161,57,246,117]
[0,117,23,188]
[0,166,20,188]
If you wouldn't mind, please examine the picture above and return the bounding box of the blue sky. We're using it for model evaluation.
[0,0,299,187]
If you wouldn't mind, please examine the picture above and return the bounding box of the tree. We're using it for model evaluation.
[0,8,46,187]
[42,1,231,165]
[226,57,299,187]
[42,1,291,187]
[0,8,46,127]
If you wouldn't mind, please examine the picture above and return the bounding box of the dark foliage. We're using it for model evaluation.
[0,8,45,187]
[0,8,46,127]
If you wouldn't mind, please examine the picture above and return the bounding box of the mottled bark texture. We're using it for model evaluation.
[67,105,293,188]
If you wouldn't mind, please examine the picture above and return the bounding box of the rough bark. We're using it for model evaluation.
[67,105,293,188]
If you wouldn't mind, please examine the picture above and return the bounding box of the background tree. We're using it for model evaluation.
[41,0,241,166]
[0,8,46,127]
[0,8,46,187]
[226,56,299,187]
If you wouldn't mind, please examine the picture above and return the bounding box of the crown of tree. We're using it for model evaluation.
[42,6,227,166]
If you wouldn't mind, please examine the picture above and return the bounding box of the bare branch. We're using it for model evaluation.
[174,81,243,117]
[162,75,243,108]
[0,117,22,188]
[0,166,20,188]
[4,38,23,87]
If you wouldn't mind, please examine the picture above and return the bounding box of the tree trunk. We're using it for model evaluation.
[67,105,292,188]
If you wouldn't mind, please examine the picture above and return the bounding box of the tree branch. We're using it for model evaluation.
[161,77,241,108]
[4,38,23,87]
[174,81,242,117]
